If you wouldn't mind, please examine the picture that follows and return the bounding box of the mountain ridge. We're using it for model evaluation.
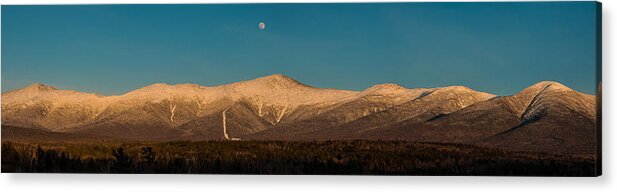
[1,75,597,154]
[4,78,593,99]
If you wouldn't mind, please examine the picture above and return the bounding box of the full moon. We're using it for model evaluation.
[258,22,266,30]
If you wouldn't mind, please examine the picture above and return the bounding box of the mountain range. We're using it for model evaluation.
[1,74,598,154]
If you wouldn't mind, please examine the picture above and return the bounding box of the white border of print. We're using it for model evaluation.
[0,1,613,192]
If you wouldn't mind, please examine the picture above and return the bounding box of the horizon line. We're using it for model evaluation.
[1,74,595,97]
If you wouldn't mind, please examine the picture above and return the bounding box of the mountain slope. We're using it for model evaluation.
[1,75,598,154]
[1,83,106,131]
[360,81,597,154]
[479,81,596,154]
[247,84,434,139]
[281,85,496,140]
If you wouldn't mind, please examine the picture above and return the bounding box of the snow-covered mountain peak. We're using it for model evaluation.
[227,74,312,90]
[12,83,57,93]
[430,85,495,100]
[514,81,577,101]
[363,83,408,93]
[528,81,572,92]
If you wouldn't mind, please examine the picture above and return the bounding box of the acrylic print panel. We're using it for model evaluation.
[0,2,601,176]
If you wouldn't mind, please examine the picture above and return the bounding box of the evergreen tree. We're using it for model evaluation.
[111,147,133,173]
[140,146,156,173]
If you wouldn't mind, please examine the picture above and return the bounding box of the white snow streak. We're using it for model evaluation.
[169,103,177,122]
[222,108,230,140]
[275,105,288,124]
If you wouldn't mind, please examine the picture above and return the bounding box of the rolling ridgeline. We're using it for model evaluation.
[0,74,599,174]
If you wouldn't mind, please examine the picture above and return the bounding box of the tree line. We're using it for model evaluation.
[1,140,597,176]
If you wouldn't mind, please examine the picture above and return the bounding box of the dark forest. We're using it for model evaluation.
[1,140,596,176]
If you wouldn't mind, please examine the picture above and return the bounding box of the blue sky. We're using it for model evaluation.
[1,2,599,95]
